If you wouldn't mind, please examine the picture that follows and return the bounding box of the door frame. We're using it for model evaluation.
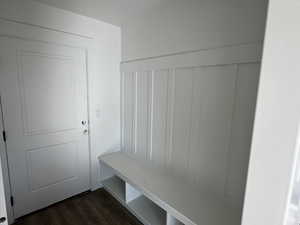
[0,18,96,224]
[0,95,9,225]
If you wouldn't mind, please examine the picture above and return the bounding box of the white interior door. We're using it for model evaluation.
[0,37,90,218]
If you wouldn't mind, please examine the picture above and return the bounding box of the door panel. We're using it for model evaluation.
[18,51,77,135]
[0,37,90,218]
[27,142,77,191]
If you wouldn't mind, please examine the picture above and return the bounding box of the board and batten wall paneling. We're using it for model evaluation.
[121,43,261,209]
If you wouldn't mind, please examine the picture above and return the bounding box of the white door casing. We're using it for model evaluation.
[0,155,7,225]
[0,37,90,218]
[0,100,8,225]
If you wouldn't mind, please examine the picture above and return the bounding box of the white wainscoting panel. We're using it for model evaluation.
[135,71,152,161]
[123,72,136,155]
[151,69,170,167]
[225,63,261,209]
[187,65,237,195]
[120,43,261,210]
[170,68,194,178]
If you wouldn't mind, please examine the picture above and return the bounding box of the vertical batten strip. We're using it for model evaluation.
[148,70,154,161]
[120,72,125,151]
[129,72,132,154]
[186,69,196,183]
[163,69,171,168]
[166,69,175,168]
[124,72,130,154]
[133,72,138,155]
[120,72,124,151]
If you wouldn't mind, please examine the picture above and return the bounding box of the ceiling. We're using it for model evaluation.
[32,0,265,27]
[32,0,168,26]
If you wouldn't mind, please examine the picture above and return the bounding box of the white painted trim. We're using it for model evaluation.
[0,0,119,39]
[0,19,93,49]
[0,71,14,224]
[0,95,9,225]
[121,42,262,72]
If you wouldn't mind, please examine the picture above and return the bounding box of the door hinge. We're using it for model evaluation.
[2,130,6,143]
[10,196,14,207]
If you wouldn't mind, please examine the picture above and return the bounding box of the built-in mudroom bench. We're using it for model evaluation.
[98,43,261,225]
[99,152,241,225]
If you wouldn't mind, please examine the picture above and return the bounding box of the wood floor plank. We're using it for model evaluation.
[14,189,142,225]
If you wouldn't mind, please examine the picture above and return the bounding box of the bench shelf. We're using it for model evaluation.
[128,195,166,225]
[99,152,240,225]
[102,176,125,203]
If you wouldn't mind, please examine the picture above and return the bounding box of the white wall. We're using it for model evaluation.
[29,0,268,62]
[242,0,300,225]
[0,0,121,192]
[122,0,268,61]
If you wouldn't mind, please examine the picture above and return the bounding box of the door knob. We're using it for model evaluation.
[83,129,88,134]
[81,121,87,125]
[0,217,6,223]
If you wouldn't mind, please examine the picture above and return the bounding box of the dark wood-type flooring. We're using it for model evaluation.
[14,189,142,225]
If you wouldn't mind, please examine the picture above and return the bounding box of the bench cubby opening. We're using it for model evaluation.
[100,162,126,203]
[128,195,167,225]
[167,214,184,225]
[102,176,126,203]
[99,152,241,225]
[100,158,169,225]
[126,182,142,203]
